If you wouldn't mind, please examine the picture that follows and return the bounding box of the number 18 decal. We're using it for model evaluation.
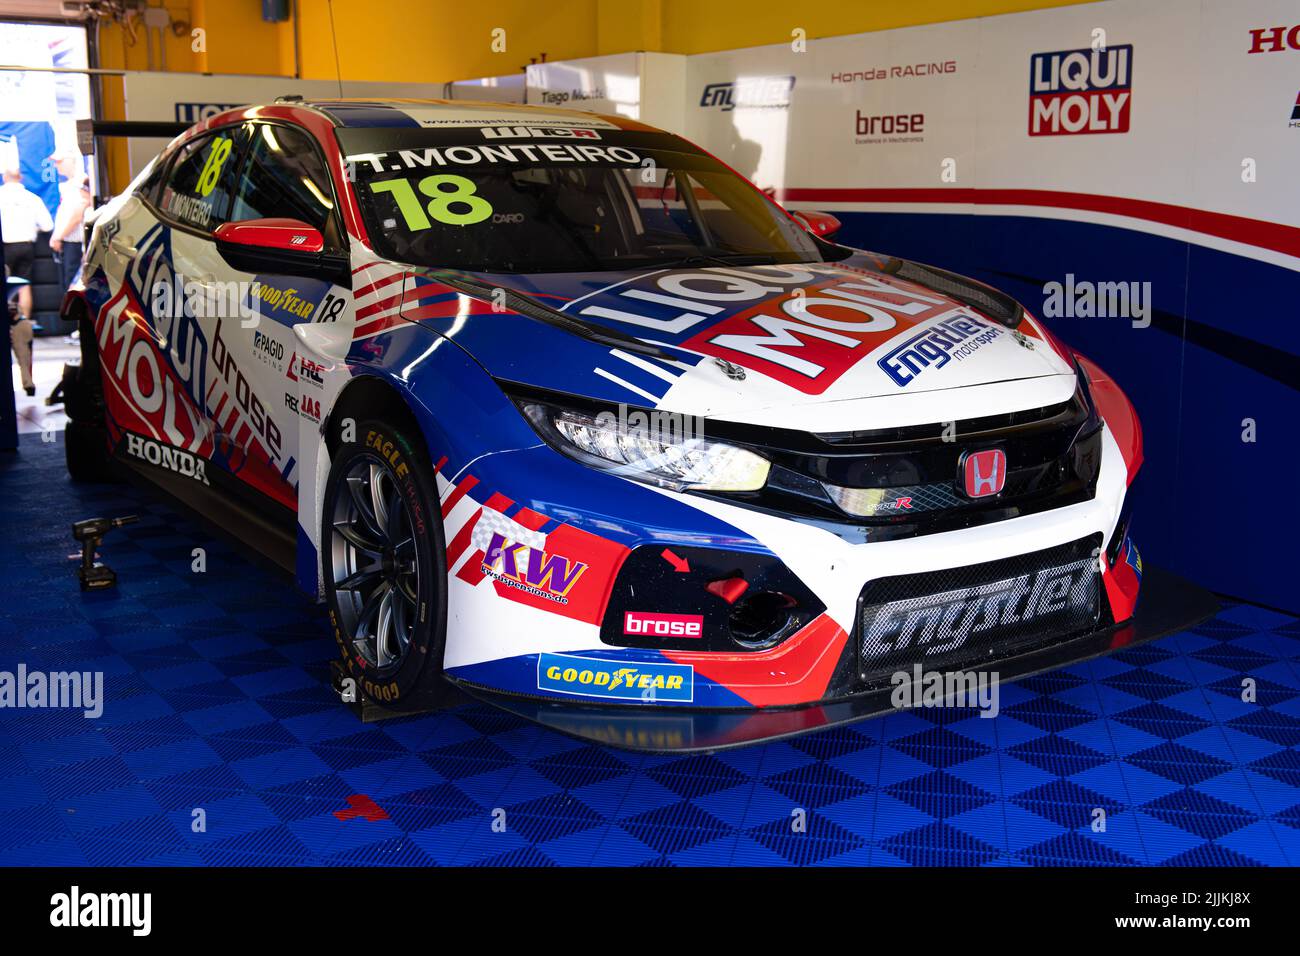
[196,137,233,198]
[369,174,493,229]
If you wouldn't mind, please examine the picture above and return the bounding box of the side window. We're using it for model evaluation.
[138,150,173,205]
[231,123,343,249]
[157,129,242,231]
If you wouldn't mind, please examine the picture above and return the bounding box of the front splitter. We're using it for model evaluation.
[453,565,1219,752]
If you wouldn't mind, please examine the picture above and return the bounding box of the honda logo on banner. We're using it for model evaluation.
[961,449,1006,498]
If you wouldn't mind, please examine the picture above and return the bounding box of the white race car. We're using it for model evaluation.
[62,99,1144,748]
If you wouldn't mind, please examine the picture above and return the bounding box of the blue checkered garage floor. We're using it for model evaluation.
[1,435,1298,867]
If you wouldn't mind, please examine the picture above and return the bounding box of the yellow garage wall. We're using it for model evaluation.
[93,0,1098,187]
[293,0,602,85]
[293,0,1100,83]
[657,0,1101,55]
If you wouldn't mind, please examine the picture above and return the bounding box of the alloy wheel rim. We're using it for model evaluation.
[330,455,422,672]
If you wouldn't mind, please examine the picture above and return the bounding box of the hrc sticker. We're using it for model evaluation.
[537,653,694,703]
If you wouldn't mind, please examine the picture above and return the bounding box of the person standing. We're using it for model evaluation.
[1,167,53,396]
[50,151,91,293]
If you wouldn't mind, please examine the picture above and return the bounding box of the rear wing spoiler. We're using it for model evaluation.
[75,118,190,155]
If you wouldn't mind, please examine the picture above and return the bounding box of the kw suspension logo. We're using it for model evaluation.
[481,533,587,603]
[0,665,104,718]
[538,653,694,702]
[861,557,1097,660]
[1029,45,1133,135]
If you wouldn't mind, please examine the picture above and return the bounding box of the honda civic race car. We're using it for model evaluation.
[61,99,1145,746]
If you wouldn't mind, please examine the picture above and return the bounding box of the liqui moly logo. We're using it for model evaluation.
[1029,45,1133,135]
[482,533,587,604]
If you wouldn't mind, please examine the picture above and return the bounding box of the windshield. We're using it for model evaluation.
[337,122,841,274]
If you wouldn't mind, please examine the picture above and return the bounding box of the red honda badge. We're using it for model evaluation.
[962,449,1006,498]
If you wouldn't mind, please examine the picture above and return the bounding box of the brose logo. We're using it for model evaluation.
[538,652,694,702]
[854,111,925,143]
[125,432,208,485]
[861,557,1097,661]
[624,611,704,638]
[1029,45,1132,135]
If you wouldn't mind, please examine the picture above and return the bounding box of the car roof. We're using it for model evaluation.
[278,98,656,132]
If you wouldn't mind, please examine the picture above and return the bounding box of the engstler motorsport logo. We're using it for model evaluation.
[699,76,795,111]
[1029,44,1133,135]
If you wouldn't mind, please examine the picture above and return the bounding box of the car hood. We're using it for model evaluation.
[398,252,1078,430]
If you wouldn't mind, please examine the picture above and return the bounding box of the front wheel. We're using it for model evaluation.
[322,419,447,704]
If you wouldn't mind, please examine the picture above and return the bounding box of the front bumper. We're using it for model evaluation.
[451,564,1216,752]
[440,424,1143,712]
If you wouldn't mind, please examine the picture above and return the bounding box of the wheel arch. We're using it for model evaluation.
[300,371,449,599]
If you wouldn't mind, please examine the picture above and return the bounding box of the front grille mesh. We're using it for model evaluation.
[857,535,1103,685]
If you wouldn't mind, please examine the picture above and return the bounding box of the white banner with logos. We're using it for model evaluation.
[522,0,1298,268]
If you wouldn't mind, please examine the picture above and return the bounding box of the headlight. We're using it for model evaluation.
[521,402,770,492]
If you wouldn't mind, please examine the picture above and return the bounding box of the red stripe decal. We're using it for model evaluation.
[775,187,1300,260]
[441,475,479,518]
[445,508,481,566]
[512,507,549,531]
[455,549,487,586]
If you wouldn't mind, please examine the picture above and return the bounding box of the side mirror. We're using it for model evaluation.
[213,217,347,285]
[214,218,324,253]
[792,210,842,241]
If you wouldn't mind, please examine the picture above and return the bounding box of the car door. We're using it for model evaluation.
[212,120,352,511]
[107,125,246,491]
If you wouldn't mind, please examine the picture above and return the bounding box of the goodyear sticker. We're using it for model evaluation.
[537,653,694,703]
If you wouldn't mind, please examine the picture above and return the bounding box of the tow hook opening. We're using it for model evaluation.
[729,590,798,649]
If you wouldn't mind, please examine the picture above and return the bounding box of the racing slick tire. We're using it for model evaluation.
[61,351,118,484]
[322,419,448,705]
[64,418,116,483]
